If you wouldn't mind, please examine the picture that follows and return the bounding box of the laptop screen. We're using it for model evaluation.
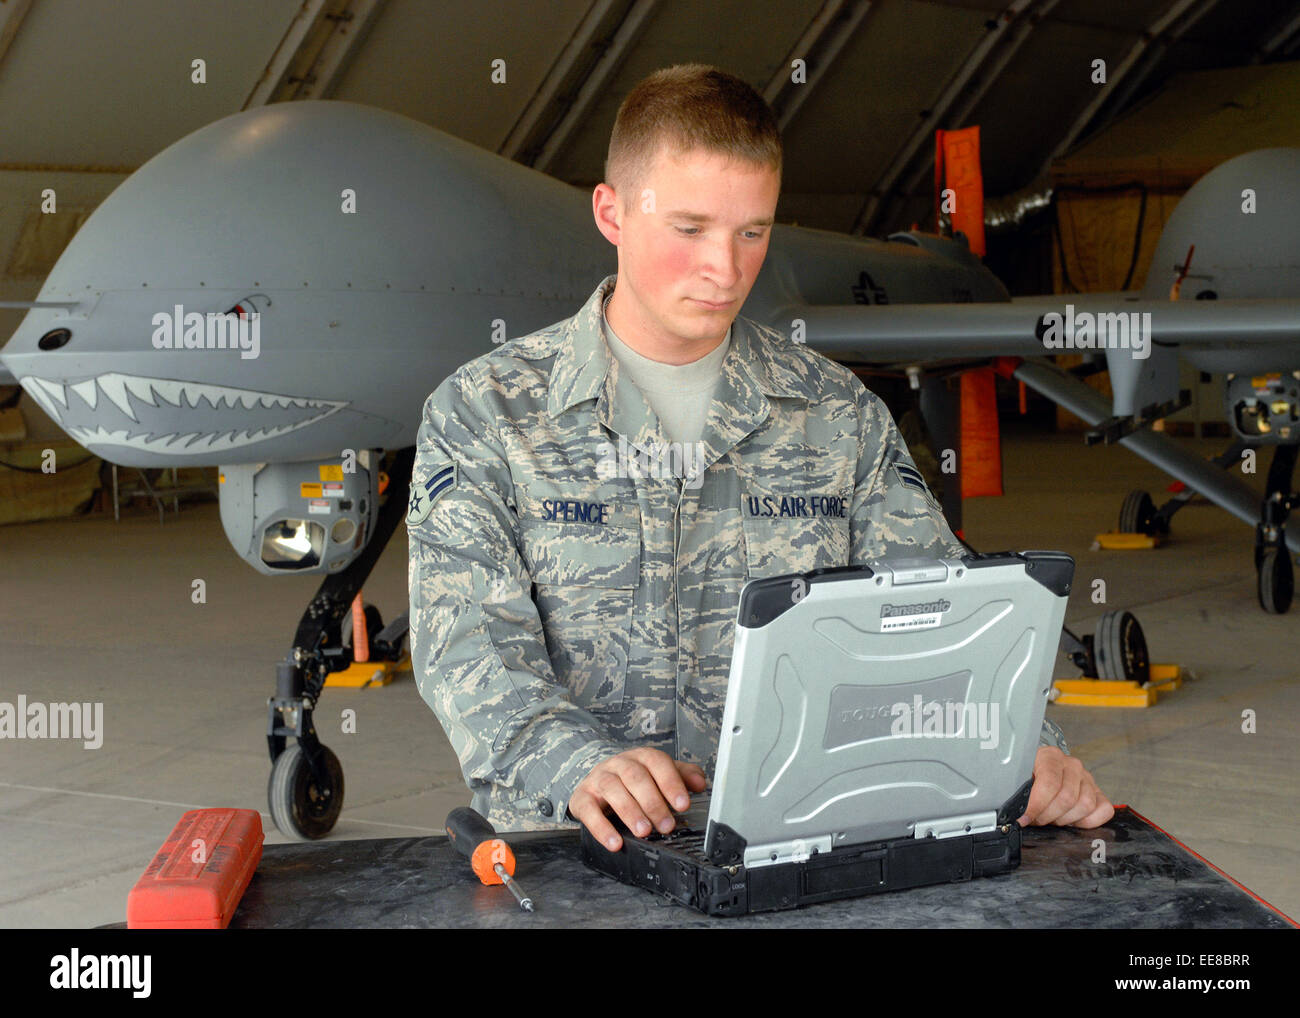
[705,551,1073,869]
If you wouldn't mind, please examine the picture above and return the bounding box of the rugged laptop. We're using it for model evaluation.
[580,550,1074,915]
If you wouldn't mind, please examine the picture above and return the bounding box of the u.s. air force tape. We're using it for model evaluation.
[407,463,457,526]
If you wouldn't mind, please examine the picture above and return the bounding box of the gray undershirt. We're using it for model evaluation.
[602,301,730,447]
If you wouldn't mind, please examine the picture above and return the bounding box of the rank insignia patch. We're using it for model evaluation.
[892,461,928,493]
[891,461,942,510]
[407,463,457,526]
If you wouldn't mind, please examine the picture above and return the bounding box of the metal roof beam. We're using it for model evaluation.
[1251,7,1300,62]
[0,0,33,73]
[244,0,331,108]
[243,0,386,108]
[530,0,659,174]
[853,0,1055,236]
[763,0,874,134]
[889,0,1063,232]
[499,0,621,159]
[1036,0,1202,180]
[291,0,385,100]
[1080,0,1222,143]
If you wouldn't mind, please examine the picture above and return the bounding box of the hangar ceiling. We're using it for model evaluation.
[0,0,1296,312]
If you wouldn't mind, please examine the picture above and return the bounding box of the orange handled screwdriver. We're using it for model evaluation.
[445,806,534,912]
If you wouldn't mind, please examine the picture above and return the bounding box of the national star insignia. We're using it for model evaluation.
[407,463,457,526]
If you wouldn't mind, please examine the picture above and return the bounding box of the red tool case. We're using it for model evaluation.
[127,808,264,929]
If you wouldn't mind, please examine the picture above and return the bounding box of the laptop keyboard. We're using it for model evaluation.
[657,826,707,856]
[639,797,712,861]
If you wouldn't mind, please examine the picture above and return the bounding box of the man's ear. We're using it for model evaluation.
[592,183,623,246]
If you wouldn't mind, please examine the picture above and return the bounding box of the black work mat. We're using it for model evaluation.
[228,807,1296,929]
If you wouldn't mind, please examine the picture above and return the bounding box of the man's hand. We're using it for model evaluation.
[569,747,708,851]
[1019,745,1113,828]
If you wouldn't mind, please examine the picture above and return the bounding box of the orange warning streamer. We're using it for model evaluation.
[934,126,986,257]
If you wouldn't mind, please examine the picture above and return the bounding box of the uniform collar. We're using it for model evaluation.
[548,275,809,465]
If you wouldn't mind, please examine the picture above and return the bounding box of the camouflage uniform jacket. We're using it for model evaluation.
[408,274,1068,831]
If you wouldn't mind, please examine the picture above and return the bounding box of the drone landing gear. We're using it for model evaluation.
[1255,445,1297,615]
[1107,441,1255,545]
[268,741,344,841]
[1062,610,1150,684]
[266,447,415,840]
[324,602,411,688]
[1054,610,1181,707]
[1118,490,1170,539]
[1094,490,1171,549]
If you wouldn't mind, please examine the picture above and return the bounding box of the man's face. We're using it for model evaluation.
[594,144,780,361]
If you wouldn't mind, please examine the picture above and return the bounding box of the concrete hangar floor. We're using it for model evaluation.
[0,424,1296,928]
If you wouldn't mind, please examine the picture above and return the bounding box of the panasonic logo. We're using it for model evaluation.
[880,599,951,618]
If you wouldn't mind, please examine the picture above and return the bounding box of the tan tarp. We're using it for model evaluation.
[0,442,101,525]
[1052,187,1184,294]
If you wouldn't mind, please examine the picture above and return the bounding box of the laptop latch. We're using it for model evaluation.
[882,558,949,585]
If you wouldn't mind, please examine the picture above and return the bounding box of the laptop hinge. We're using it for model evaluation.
[912,810,998,840]
[743,835,834,870]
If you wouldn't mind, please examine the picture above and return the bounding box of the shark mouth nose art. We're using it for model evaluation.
[18,372,347,454]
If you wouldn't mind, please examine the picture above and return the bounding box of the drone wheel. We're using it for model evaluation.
[1258,548,1293,614]
[1094,610,1151,685]
[1119,490,1161,536]
[268,743,344,840]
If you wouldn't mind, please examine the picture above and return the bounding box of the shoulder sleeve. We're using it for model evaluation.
[848,381,967,562]
[407,363,624,828]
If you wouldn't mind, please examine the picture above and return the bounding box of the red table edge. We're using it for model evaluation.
[1115,804,1299,929]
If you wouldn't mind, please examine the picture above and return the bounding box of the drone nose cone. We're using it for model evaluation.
[1143,147,1300,301]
